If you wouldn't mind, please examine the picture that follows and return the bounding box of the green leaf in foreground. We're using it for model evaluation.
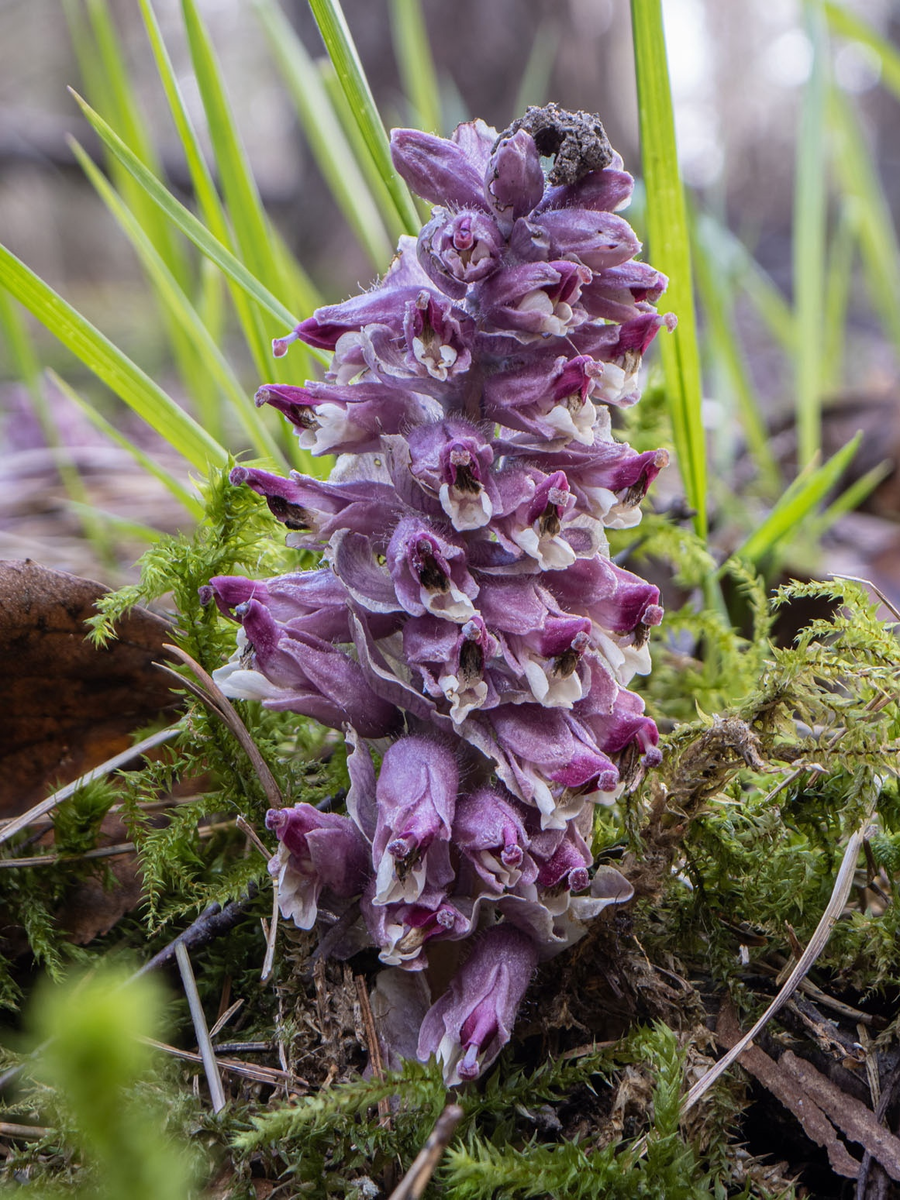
[0,244,227,474]
[631,0,707,539]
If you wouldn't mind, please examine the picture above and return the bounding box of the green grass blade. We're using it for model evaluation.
[253,0,393,272]
[793,0,830,467]
[0,244,227,473]
[821,202,856,388]
[0,291,116,565]
[307,0,421,235]
[729,433,861,566]
[83,0,191,292]
[697,217,796,356]
[808,459,891,542]
[70,90,298,330]
[137,0,273,382]
[631,0,707,539]
[179,0,317,311]
[319,60,412,240]
[65,501,166,544]
[692,213,780,493]
[47,369,204,519]
[829,83,900,354]
[69,136,286,465]
[389,0,441,134]
[823,1,900,99]
[67,0,219,416]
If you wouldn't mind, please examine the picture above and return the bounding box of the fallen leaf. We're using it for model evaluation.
[716,999,861,1181]
[0,559,179,814]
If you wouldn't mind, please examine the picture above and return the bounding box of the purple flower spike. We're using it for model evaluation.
[417,925,538,1084]
[371,736,458,906]
[210,106,672,1081]
[266,804,370,929]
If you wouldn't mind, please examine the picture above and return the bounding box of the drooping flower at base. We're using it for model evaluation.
[207,105,671,1084]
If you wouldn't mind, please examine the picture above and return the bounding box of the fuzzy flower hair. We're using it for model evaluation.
[206,106,671,1084]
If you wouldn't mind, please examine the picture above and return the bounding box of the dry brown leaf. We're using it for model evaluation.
[0,558,179,813]
[716,1000,862,1181]
[780,1051,900,1183]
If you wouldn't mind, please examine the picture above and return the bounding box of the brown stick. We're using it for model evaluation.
[387,1104,465,1200]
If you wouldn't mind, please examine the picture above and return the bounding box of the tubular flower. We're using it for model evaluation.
[209,106,671,1084]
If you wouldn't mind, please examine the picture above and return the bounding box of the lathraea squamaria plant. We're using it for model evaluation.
[203,106,673,1085]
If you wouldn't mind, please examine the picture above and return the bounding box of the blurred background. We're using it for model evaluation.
[0,0,898,585]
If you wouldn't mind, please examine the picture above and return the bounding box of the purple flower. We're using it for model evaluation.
[266,804,370,928]
[403,614,501,723]
[390,123,493,210]
[255,381,431,456]
[404,419,498,531]
[475,260,591,339]
[484,130,545,233]
[212,597,400,739]
[362,883,471,970]
[370,736,458,906]
[418,208,504,298]
[387,517,479,622]
[417,925,538,1084]
[454,787,537,893]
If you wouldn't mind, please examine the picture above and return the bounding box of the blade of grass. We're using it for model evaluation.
[0,244,228,473]
[66,0,220,422]
[253,0,393,272]
[793,0,830,467]
[808,459,892,542]
[319,59,412,236]
[823,1,900,98]
[137,0,273,383]
[179,0,316,391]
[179,0,316,311]
[695,216,796,356]
[821,201,856,388]
[69,135,286,466]
[48,369,203,519]
[65,502,166,544]
[692,212,780,493]
[70,91,297,330]
[68,0,218,420]
[0,291,116,565]
[388,0,441,134]
[631,0,707,539]
[727,432,861,567]
[829,82,900,354]
[307,0,420,235]
[83,0,191,292]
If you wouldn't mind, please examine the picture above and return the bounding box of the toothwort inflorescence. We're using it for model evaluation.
[204,108,673,1086]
